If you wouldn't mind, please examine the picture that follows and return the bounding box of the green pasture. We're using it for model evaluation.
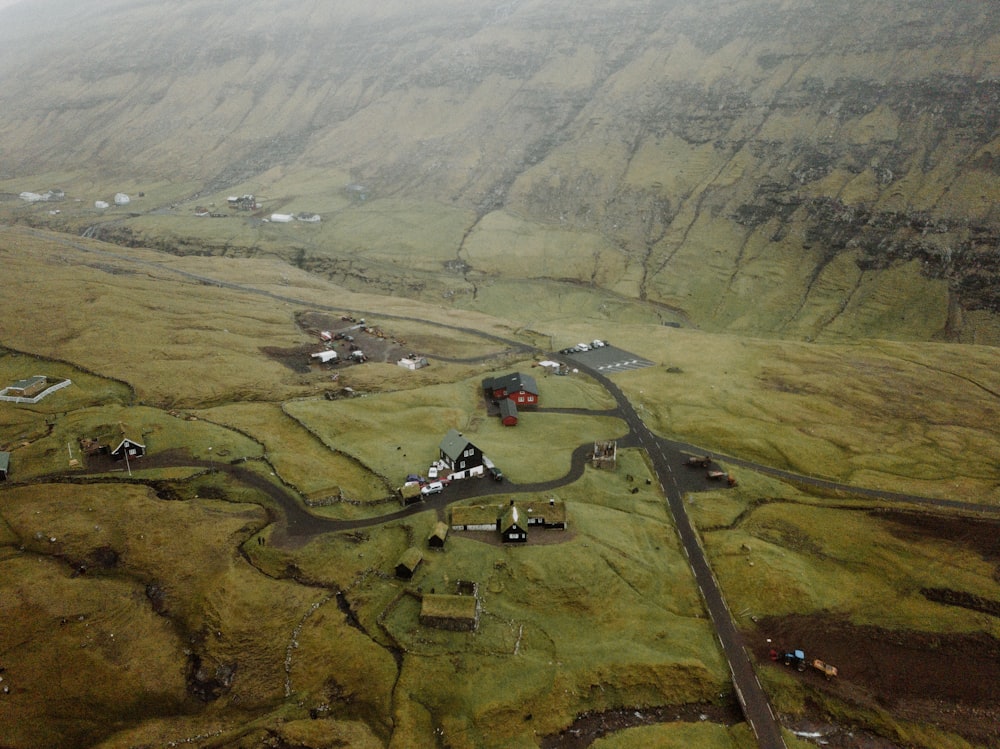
[590,722,758,749]
[699,490,1000,635]
[609,326,1000,505]
[9,404,262,480]
[198,402,390,502]
[285,373,628,485]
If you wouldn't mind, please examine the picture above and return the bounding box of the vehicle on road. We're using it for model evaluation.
[576,342,591,351]
[685,455,712,468]
[421,481,444,496]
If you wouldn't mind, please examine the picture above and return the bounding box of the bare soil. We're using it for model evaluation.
[752,613,1000,747]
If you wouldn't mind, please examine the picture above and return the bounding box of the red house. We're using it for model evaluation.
[483,372,539,407]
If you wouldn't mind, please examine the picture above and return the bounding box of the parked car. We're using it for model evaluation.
[591,339,606,348]
[488,465,503,482]
[428,465,439,479]
[576,342,591,351]
[421,481,444,496]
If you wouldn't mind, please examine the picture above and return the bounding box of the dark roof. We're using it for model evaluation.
[439,428,477,461]
[498,399,518,420]
[496,372,538,396]
[0,452,9,473]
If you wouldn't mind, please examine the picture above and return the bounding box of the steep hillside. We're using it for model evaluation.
[1,0,999,341]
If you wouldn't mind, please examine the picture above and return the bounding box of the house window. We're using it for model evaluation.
[517,395,525,403]
[464,448,473,457]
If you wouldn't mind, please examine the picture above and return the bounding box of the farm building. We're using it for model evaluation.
[269,213,294,223]
[311,350,338,364]
[88,424,145,461]
[438,429,485,479]
[451,499,567,541]
[498,398,518,427]
[395,547,423,580]
[0,452,9,481]
[5,376,48,399]
[297,212,321,223]
[228,195,258,211]
[428,521,449,548]
[114,193,130,206]
[419,592,479,631]
[450,504,499,532]
[399,483,422,505]
[483,372,539,407]
[397,356,429,370]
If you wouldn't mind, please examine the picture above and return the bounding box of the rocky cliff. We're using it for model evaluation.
[1,0,998,341]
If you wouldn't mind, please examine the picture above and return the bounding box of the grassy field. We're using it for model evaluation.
[2,225,999,747]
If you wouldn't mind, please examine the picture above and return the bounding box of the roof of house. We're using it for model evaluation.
[498,399,518,419]
[429,521,449,542]
[397,547,423,572]
[496,372,538,396]
[522,499,567,525]
[420,593,478,621]
[439,428,478,461]
[451,504,500,527]
[501,503,524,532]
[10,376,46,391]
[0,452,9,472]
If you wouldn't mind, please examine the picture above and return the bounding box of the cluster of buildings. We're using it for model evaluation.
[482,371,539,427]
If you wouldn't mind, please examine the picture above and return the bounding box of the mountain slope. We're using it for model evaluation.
[1,0,998,341]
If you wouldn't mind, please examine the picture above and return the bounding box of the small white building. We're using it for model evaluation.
[311,350,338,364]
[297,212,321,223]
[114,193,131,206]
[397,356,429,370]
[94,200,110,209]
[270,213,294,223]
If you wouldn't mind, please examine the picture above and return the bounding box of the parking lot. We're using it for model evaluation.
[559,343,656,374]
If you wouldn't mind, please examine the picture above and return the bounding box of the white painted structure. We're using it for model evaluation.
[114,193,130,206]
[311,350,338,363]
[270,213,294,223]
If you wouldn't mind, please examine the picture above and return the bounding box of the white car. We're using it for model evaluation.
[421,481,444,496]
[576,342,591,351]
[428,465,439,479]
[592,339,606,348]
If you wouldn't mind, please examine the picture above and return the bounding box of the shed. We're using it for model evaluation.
[114,193,130,206]
[7,376,48,398]
[450,504,499,532]
[270,213,294,223]
[0,451,10,481]
[398,356,429,370]
[395,547,423,579]
[419,593,478,631]
[428,521,449,548]
[311,350,338,363]
[498,398,518,427]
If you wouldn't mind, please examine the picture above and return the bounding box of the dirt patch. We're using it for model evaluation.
[752,613,1000,747]
[539,699,742,748]
[873,508,1000,566]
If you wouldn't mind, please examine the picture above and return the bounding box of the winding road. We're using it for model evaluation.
[22,224,1000,749]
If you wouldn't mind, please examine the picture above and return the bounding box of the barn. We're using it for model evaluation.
[395,547,423,579]
[498,398,519,427]
[419,593,479,631]
[428,521,449,548]
[0,452,9,481]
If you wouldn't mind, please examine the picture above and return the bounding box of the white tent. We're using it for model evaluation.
[270,213,294,223]
[114,193,130,206]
